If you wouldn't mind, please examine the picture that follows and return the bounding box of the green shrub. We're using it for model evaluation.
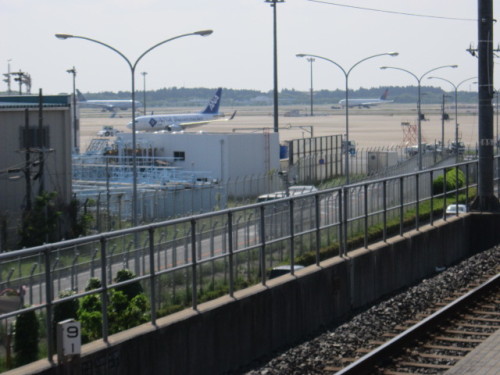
[77,294,102,343]
[14,309,39,366]
[114,269,143,300]
[432,168,465,195]
[85,277,102,291]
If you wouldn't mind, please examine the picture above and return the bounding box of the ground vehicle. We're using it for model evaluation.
[341,140,356,155]
[445,203,467,216]
[97,126,120,137]
[288,185,318,196]
[256,185,317,202]
[448,142,465,155]
[256,192,286,202]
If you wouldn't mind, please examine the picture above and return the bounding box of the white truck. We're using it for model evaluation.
[96,126,120,137]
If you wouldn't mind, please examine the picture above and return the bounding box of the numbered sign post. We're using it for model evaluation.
[57,319,81,362]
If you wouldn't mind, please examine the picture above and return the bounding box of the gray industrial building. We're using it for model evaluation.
[0,95,73,246]
[114,131,281,195]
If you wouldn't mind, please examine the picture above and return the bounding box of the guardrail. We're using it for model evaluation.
[0,159,487,366]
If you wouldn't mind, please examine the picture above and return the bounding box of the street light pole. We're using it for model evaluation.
[297,52,398,184]
[438,93,453,153]
[380,65,458,170]
[307,57,315,116]
[56,30,213,229]
[141,72,147,114]
[427,76,477,162]
[265,0,284,133]
[66,66,78,153]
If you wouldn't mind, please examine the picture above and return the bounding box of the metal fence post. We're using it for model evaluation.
[190,219,197,310]
[44,247,54,363]
[289,199,295,274]
[415,173,420,230]
[364,184,368,248]
[259,205,266,285]
[429,170,434,225]
[100,237,109,343]
[148,227,156,325]
[338,188,344,256]
[399,176,404,235]
[383,180,387,242]
[227,212,234,296]
[315,194,321,265]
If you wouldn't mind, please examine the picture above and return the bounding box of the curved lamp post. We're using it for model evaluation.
[297,52,398,184]
[380,64,458,170]
[265,0,285,133]
[55,30,213,228]
[66,66,78,153]
[427,76,477,162]
[306,58,315,116]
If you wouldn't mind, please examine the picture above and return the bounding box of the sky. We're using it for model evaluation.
[1,0,497,95]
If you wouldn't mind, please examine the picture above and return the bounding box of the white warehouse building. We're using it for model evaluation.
[114,131,281,196]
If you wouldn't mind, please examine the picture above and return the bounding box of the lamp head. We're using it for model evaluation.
[388,52,399,57]
[195,30,213,37]
[451,65,458,68]
[380,66,388,70]
[296,54,306,58]
[55,33,74,40]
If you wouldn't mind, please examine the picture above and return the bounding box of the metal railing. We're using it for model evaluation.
[0,158,490,365]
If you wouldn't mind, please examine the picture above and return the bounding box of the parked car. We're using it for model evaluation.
[256,191,287,202]
[256,185,317,202]
[445,203,467,216]
[288,185,318,196]
[448,142,466,155]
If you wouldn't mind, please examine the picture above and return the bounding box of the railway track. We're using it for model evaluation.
[333,271,500,375]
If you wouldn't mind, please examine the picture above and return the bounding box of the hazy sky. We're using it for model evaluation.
[1,0,496,95]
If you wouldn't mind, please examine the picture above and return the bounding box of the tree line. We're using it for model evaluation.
[82,86,478,107]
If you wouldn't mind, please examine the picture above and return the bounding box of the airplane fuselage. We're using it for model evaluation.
[127,88,232,132]
[79,100,138,112]
[338,98,393,108]
[133,113,217,132]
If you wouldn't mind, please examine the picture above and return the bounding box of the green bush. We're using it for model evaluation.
[77,294,102,343]
[14,309,39,366]
[77,269,149,342]
[432,168,465,195]
[85,277,102,291]
[114,269,144,300]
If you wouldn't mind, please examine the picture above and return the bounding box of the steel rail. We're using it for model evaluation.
[335,272,500,375]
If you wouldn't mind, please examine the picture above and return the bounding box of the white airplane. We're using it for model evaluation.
[127,88,236,132]
[338,89,393,108]
[76,89,141,116]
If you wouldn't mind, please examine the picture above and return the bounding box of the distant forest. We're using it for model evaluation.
[83,86,478,108]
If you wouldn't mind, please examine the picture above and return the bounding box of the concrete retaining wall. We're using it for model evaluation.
[11,213,500,375]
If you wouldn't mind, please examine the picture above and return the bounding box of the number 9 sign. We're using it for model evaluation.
[57,319,81,357]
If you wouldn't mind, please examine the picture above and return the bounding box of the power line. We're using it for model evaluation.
[307,0,476,22]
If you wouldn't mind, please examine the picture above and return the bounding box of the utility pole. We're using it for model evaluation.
[3,59,12,95]
[471,0,499,211]
[37,89,45,195]
[23,109,32,211]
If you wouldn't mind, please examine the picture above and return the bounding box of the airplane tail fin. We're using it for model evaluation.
[201,88,222,114]
[380,89,389,100]
[76,89,87,102]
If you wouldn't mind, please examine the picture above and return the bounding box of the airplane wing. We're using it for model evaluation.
[180,111,237,128]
